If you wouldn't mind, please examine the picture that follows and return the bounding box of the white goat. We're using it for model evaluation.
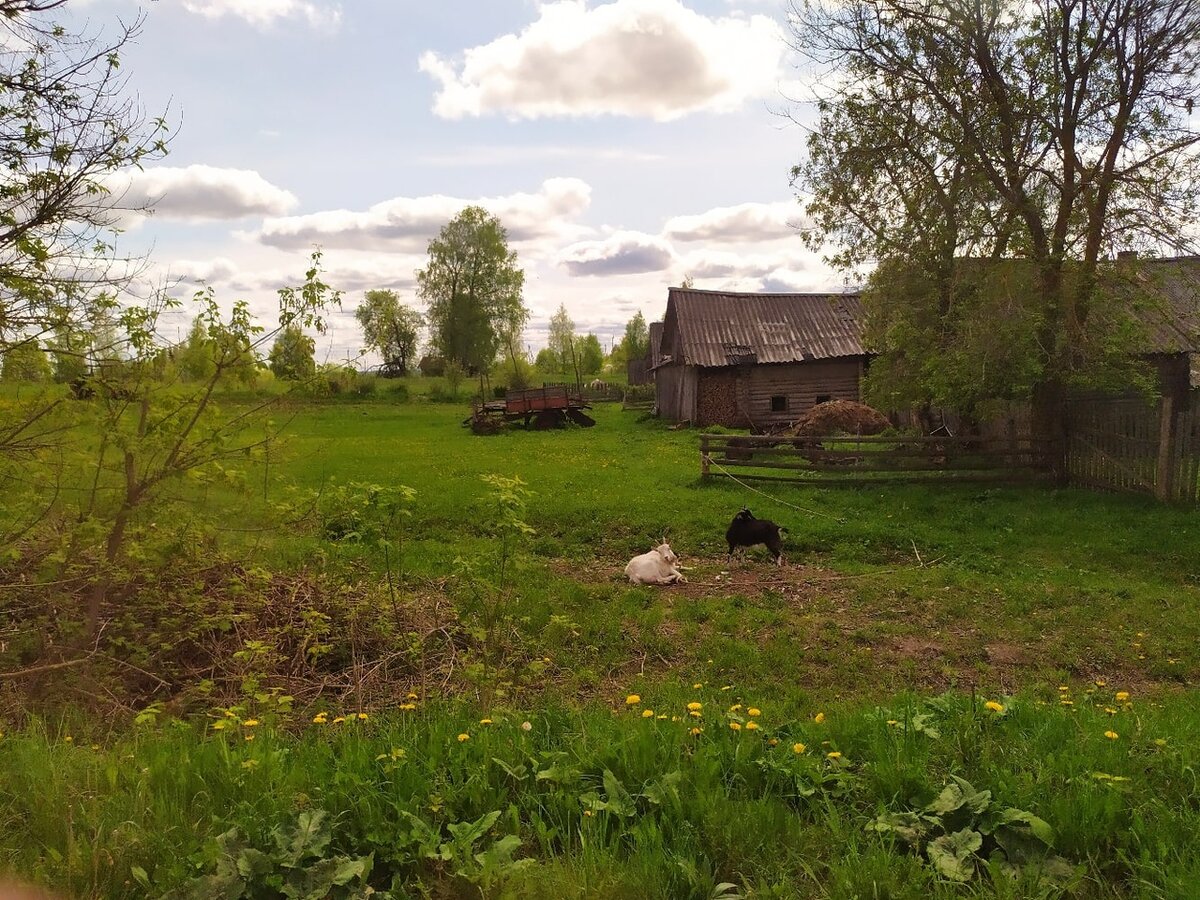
[624,543,687,585]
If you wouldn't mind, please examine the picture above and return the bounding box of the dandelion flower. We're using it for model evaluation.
[406,692,419,700]
[1059,699,1074,706]
[813,712,826,724]
[729,703,743,712]
[312,713,328,724]
[689,710,702,718]
[479,718,493,725]
[642,709,655,719]
[720,685,732,692]
[1095,679,1107,687]
[768,738,779,747]
[1058,685,1069,692]
[729,722,742,731]
[886,719,900,727]
[690,727,703,736]
[826,751,842,759]
[745,721,760,731]
[63,736,73,743]
[985,701,1005,713]
[792,742,806,754]
[521,721,532,732]
[332,716,346,724]
[657,714,668,720]
[357,713,369,721]
[90,744,100,751]
[211,721,227,731]
[748,708,762,717]
[1104,730,1119,740]
[457,733,470,743]
[244,734,255,742]
[1115,691,1130,702]
[584,810,593,817]
[692,683,703,689]
[242,719,260,727]
[687,702,703,712]
[1104,707,1117,715]
[399,703,417,711]
[625,694,641,706]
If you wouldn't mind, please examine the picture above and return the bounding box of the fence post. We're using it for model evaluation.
[1155,395,1178,502]
[700,435,710,478]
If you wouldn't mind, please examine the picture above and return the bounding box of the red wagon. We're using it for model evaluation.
[466,385,596,432]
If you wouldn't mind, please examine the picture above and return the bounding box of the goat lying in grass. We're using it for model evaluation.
[625,542,687,585]
[725,508,785,566]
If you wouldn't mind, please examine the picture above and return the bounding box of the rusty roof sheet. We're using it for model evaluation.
[667,288,866,367]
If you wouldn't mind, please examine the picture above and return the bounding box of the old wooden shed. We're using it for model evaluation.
[653,287,868,427]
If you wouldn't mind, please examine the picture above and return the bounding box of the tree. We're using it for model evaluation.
[622,312,649,361]
[355,289,423,376]
[417,206,527,390]
[791,0,1200,421]
[269,325,316,382]
[0,2,169,358]
[1,338,51,382]
[577,334,604,378]
[547,304,578,381]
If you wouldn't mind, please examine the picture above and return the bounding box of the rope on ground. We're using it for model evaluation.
[705,457,845,522]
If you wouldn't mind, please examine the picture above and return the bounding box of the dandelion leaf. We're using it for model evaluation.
[643,770,683,808]
[867,811,929,845]
[602,769,637,817]
[927,776,991,817]
[446,809,501,850]
[281,853,373,900]
[927,827,983,882]
[275,809,330,866]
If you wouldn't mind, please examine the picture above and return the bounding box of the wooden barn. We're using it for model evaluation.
[653,287,868,427]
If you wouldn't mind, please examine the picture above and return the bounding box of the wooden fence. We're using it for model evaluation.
[699,433,1052,486]
[1063,397,1200,504]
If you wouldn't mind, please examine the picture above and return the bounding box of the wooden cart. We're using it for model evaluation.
[465,385,596,432]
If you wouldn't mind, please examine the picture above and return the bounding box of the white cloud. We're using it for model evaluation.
[163,256,240,285]
[419,0,786,121]
[111,165,299,222]
[664,201,804,243]
[181,0,342,30]
[256,178,593,252]
[559,230,675,276]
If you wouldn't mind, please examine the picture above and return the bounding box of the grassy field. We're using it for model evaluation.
[3,395,1200,897]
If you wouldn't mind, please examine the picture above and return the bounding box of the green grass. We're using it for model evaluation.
[4,691,1198,898]
[4,396,1200,897]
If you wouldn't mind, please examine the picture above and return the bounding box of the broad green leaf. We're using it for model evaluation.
[999,808,1055,846]
[927,828,982,882]
[602,769,637,817]
[866,811,928,845]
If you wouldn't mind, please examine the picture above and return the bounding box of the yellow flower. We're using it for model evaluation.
[792,742,806,754]
[826,751,842,759]
[813,712,826,724]
[626,694,641,706]
[748,708,762,717]
[745,721,760,731]
[729,722,742,731]
[1104,707,1117,715]
[656,714,668,720]
[1095,679,1107,687]
[886,719,900,727]
[1104,730,1119,740]
[768,737,779,746]
[332,716,346,724]
[688,710,702,718]
[242,719,260,727]
[357,713,369,721]
[457,733,470,742]
[690,727,703,736]
[1059,699,1074,706]
[480,718,493,725]
[692,682,703,689]
[211,721,227,731]
[984,701,1005,713]
[1058,685,1069,692]
[729,704,743,712]
[399,703,417,711]
[63,736,73,743]
[521,721,532,732]
[406,692,419,700]
[720,685,732,691]
[584,810,593,817]
[642,709,655,718]
[1154,738,1168,747]
[1115,691,1130,702]
[244,734,255,742]
[90,744,100,751]
[686,702,702,711]
[312,713,328,724]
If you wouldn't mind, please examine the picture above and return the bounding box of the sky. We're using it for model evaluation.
[65,0,844,365]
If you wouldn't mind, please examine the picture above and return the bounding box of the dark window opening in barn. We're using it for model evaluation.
[771,396,788,412]
[815,395,831,405]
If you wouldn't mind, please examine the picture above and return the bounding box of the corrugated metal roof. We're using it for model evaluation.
[667,288,866,367]
[1126,256,1200,354]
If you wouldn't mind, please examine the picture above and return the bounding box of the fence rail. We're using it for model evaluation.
[700,433,1052,486]
[1064,397,1200,504]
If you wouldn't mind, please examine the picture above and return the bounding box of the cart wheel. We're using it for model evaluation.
[533,410,564,429]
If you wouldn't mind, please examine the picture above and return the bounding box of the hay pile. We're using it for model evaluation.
[788,400,890,437]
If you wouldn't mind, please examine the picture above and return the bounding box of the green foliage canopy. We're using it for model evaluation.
[417,207,527,376]
[355,289,422,376]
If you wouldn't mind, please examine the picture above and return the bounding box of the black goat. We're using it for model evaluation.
[725,508,785,566]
